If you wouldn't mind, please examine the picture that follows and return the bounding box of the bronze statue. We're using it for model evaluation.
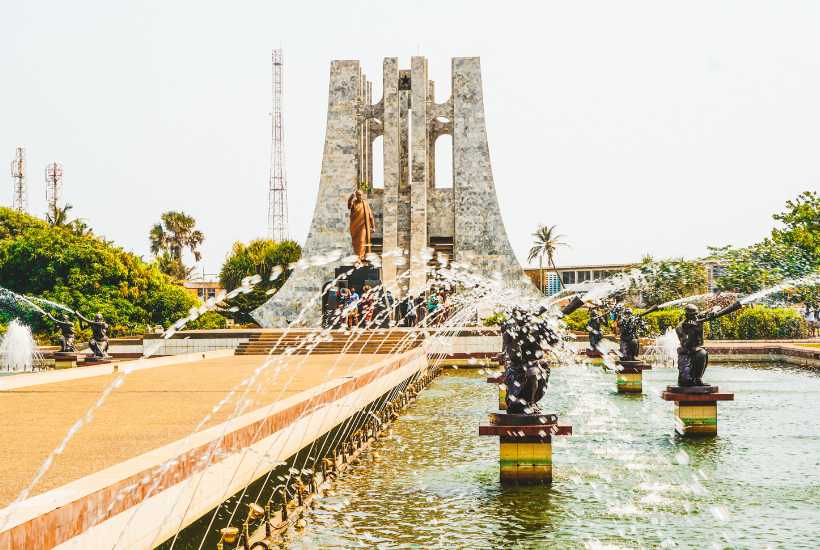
[79,312,110,358]
[586,307,605,351]
[501,307,559,414]
[615,305,658,362]
[676,301,742,387]
[47,312,77,352]
[348,189,375,261]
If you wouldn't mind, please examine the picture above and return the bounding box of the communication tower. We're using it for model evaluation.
[268,49,289,241]
[10,146,27,213]
[45,161,63,218]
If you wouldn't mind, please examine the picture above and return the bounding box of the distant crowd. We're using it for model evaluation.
[804,305,819,337]
[324,285,453,329]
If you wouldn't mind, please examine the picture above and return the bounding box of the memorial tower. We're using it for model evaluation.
[253,56,532,327]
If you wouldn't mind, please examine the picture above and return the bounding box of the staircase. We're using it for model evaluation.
[234,330,423,356]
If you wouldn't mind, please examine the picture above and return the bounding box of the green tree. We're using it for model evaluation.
[0,207,197,341]
[46,203,74,227]
[218,239,301,323]
[709,191,819,302]
[149,211,205,280]
[772,191,819,257]
[527,224,567,293]
[639,257,709,306]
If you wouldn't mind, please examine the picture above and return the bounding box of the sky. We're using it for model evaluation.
[2,1,819,276]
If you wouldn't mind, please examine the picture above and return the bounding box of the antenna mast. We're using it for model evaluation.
[45,161,63,219]
[268,49,289,241]
[10,146,27,213]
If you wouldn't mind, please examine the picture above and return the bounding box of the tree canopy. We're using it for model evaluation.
[708,191,819,303]
[218,239,301,323]
[638,257,709,306]
[0,207,198,339]
[149,211,205,280]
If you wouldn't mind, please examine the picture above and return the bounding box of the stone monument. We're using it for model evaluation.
[253,56,532,327]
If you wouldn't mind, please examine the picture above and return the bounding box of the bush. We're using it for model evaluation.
[704,314,738,340]
[562,308,590,332]
[642,309,684,335]
[703,305,808,339]
[734,306,808,339]
[219,239,301,323]
[483,311,507,327]
[187,311,227,330]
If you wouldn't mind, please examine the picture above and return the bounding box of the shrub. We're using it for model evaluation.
[562,308,590,332]
[642,309,685,335]
[734,306,808,339]
[483,311,507,327]
[218,239,301,323]
[704,314,738,340]
[187,310,227,330]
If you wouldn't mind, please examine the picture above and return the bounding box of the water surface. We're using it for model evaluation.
[296,363,820,549]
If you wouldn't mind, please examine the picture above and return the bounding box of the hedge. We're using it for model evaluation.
[571,304,807,339]
[731,305,807,339]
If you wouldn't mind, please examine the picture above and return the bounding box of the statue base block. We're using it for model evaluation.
[583,349,605,366]
[52,352,83,369]
[479,413,571,485]
[661,388,734,436]
[485,373,506,410]
[615,361,651,394]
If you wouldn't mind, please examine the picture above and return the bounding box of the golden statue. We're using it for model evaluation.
[348,189,375,261]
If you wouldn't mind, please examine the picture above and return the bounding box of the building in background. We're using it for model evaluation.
[525,261,726,296]
[182,275,223,302]
[524,263,634,295]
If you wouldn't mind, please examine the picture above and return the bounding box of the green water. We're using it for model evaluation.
[293,363,820,549]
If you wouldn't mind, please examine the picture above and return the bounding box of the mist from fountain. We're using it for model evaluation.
[0,319,42,372]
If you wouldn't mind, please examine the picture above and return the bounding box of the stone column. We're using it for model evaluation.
[381,58,400,293]
[365,81,373,188]
[427,80,436,188]
[252,61,361,327]
[409,56,429,293]
[397,74,412,289]
[452,57,532,290]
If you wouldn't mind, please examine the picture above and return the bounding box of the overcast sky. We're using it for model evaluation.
[2,1,818,276]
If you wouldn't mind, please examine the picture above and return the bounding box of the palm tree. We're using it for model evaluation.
[46,203,74,227]
[527,224,568,294]
[149,211,205,279]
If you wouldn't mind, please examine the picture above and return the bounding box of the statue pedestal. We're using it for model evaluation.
[52,352,83,369]
[479,413,572,484]
[615,360,651,394]
[485,373,506,410]
[661,386,734,436]
[323,265,384,328]
[583,349,604,366]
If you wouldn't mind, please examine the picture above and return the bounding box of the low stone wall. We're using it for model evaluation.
[707,342,820,369]
[425,332,501,367]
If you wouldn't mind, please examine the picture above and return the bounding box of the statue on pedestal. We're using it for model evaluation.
[79,312,110,358]
[501,307,560,414]
[47,312,77,352]
[617,308,647,362]
[676,301,742,387]
[348,189,375,262]
[586,306,606,351]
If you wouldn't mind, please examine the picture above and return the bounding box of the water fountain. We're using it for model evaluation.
[1,253,816,549]
[0,319,42,373]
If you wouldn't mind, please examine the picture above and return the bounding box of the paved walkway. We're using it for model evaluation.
[0,353,382,507]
